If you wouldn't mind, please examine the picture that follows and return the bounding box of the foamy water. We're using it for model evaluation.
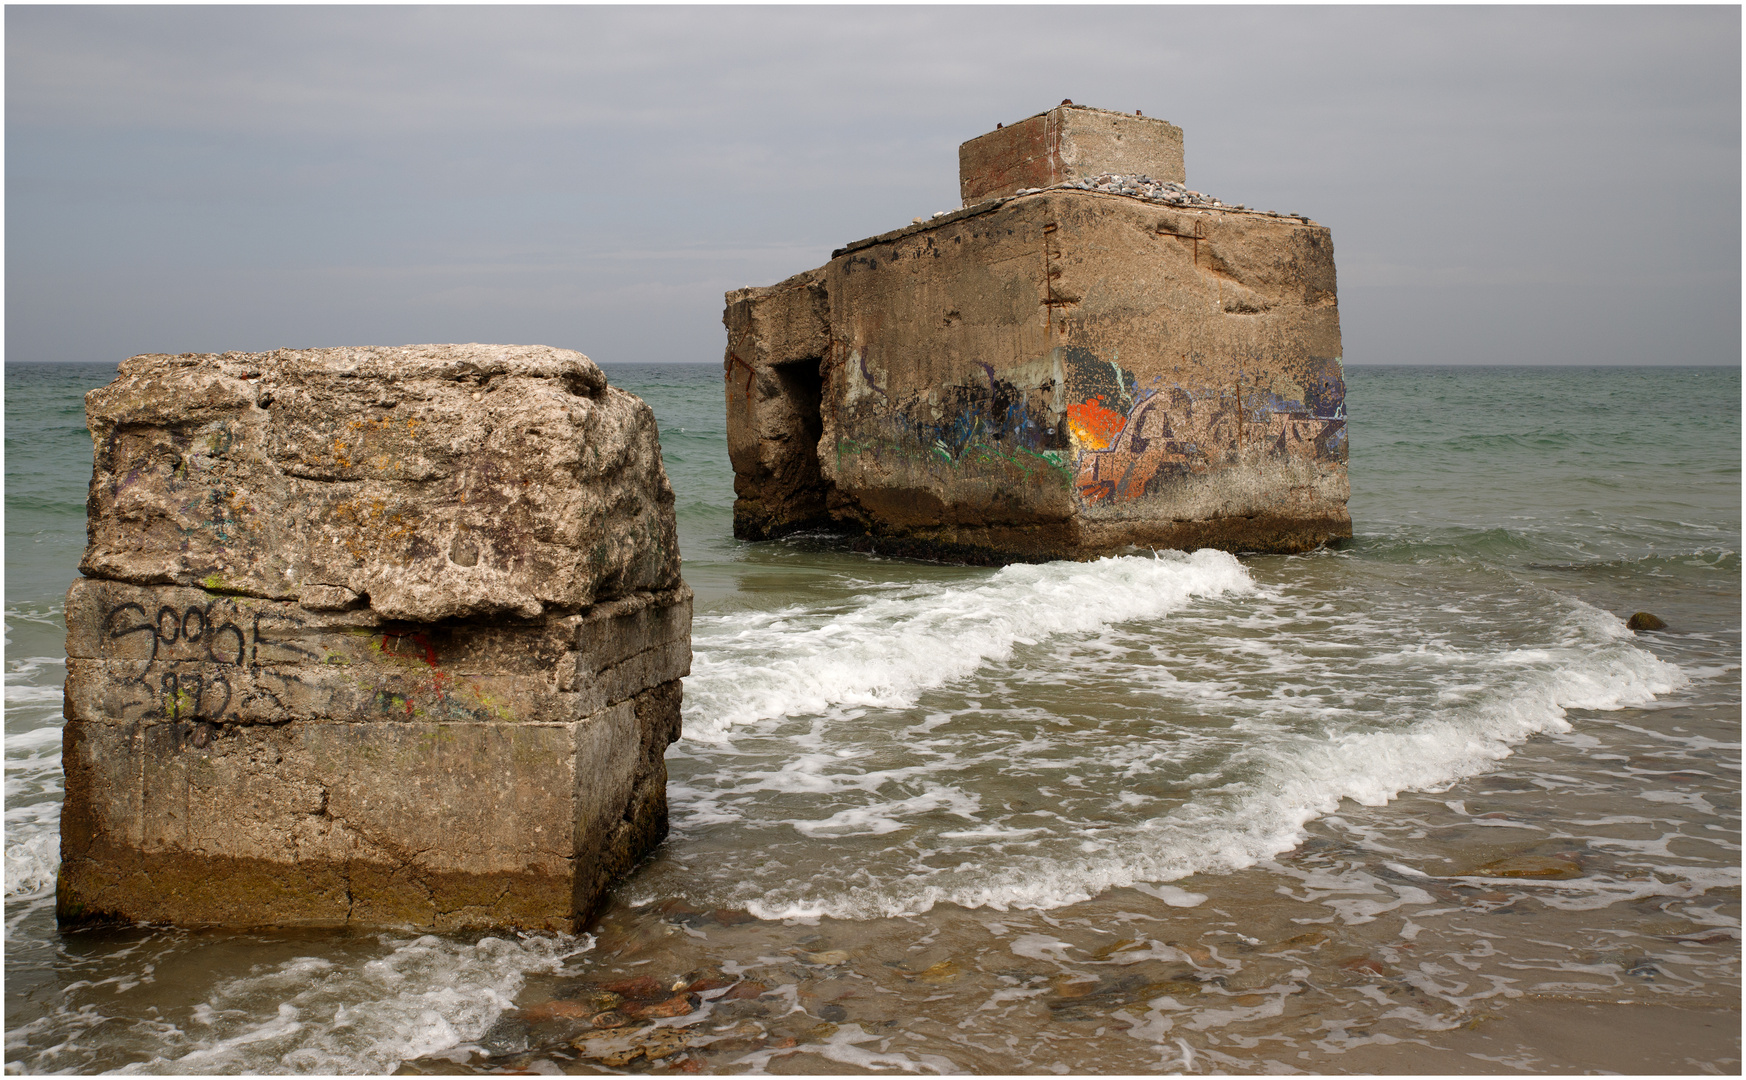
[5,362,1738,1074]
[6,645,66,904]
[651,554,1691,921]
[7,932,589,1075]
[685,549,1256,738]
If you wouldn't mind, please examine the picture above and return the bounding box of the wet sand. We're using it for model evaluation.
[1317,999,1739,1074]
[395,896,1741,1075]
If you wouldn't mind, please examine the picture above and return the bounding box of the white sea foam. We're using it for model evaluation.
[6,655,65,679]
[3,683,65,705]
[91,933,588,1075]
[5,718,66,899]
[4,824,60,899]
[1134,884,1207,908]
[5,724,64,754]
[684,550,1256,740]
[705,596,1687,920]
[2,603,65,627]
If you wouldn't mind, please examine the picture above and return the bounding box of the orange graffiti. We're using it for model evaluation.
[1071,388,1244,504]
[1066,396,1126,451]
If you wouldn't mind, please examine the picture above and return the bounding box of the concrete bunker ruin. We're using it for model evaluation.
[59,345,689,932]
[725,104,1349,563]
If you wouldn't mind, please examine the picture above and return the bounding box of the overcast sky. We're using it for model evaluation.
[7,5,1739,367]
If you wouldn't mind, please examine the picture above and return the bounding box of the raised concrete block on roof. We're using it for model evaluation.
[59,344,691,932]
[959,104,1186,205]
[726,108,1348,564]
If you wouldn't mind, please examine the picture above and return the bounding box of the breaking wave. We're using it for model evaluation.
[683,549,1257,740]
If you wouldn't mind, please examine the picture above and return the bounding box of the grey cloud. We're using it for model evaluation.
[7,5,1739,366]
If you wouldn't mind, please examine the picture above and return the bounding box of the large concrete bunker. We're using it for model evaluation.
[726,104,1348,563]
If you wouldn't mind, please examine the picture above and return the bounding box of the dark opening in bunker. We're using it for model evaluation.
[773,357,825,473]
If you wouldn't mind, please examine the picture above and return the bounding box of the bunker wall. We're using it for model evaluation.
[725,192,1349,562]
[60,345,690,932]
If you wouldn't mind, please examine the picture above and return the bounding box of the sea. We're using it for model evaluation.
[4,361,1739,1074]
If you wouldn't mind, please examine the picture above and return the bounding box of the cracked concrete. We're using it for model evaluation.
[58,345,691,932]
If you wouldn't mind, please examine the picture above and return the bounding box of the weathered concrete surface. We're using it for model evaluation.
[959,104,1185,205]
[724,269,834,540]
[60,345,690,932]
[82,345,678,621]
[726,109,1347,563]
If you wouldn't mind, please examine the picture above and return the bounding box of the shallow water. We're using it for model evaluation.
[5,362,1739,1073]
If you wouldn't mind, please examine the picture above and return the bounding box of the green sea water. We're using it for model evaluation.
[4,362,1739,1073]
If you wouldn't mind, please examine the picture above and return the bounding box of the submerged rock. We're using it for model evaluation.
[572,1024,700,1066]
[1627,611,1668,631]
[721,979,770,1000]
[622,993,699,1019]
[915,959,963,983]
[796,948,851,966]
[521,999,595,1023]
[1478,854,1584,880]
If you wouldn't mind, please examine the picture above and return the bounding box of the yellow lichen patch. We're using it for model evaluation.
[467,689,516,722]
[328,498,415,562]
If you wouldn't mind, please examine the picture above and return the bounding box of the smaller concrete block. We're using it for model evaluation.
[959,105,1186,205]
[63,343,693,933]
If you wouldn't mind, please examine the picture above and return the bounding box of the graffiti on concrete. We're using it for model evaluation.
[833,346,1345,507]
[103,601,248,721]
[95,593,515,726]
[835,349,1074,484]
[1063,349,1346,505]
